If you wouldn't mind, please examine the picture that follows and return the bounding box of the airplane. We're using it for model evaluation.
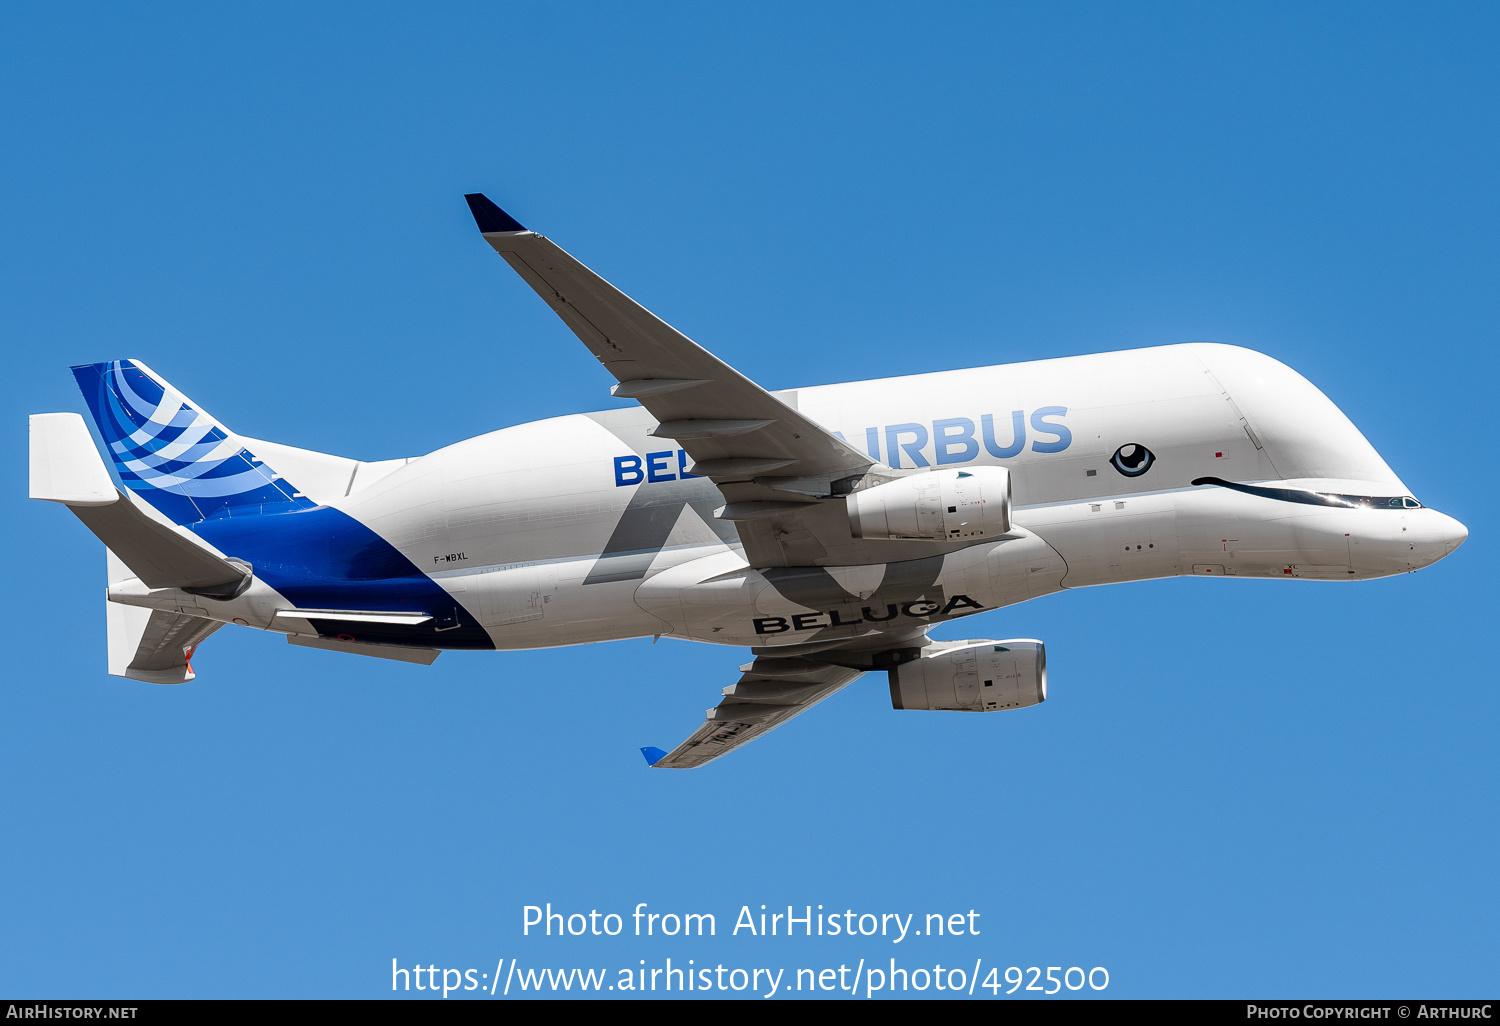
[28,194,1468,768]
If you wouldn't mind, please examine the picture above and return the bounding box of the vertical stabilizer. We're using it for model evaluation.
[30,413,117,506]
[72,360,315,525]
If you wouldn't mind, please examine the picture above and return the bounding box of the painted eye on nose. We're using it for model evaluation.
[1110,444,1156,478]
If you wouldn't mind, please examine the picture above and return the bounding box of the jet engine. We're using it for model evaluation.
[847,467,1011,542]
[889,639,1045,712]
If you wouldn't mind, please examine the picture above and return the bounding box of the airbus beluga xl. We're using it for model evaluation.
[28,194,1468,767]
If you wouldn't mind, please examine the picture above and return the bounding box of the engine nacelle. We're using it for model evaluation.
[846,467,1011,542]
[889,639,1046,712]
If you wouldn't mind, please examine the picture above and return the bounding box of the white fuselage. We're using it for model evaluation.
[114,343,1466,650]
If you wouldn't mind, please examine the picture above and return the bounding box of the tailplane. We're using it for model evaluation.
[105,552,223,683]
[30,412,250,591]
[32,415,246,681]
[38,360,465,679]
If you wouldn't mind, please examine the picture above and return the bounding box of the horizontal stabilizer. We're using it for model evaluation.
[108,600,223,683]
[33,413,250,591]
[287,634,440,665]
[70,489,249,591]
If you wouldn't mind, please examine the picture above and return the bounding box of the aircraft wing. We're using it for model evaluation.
[465,194,883,567]
[646,655,866,769]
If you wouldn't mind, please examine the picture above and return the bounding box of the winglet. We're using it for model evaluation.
[30,413,117,506]
[640,746,668,767]
[464,193,527,234]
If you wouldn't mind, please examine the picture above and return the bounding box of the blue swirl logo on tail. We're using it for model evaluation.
[72,360,314,525]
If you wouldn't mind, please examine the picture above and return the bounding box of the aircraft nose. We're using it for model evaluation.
[1407,509,1468,569]
[1439,512,1468,555]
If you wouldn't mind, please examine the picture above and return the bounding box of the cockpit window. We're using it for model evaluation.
[1192,477,1421,510]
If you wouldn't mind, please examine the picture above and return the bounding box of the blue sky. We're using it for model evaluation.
[3,2,1495,999]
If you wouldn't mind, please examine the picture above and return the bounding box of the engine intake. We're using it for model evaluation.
[847,467,1011,541]
[888,639,1046,712]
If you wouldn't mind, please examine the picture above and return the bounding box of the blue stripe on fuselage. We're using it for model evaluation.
[190,504,494,650]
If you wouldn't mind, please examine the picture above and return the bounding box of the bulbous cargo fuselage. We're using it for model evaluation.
[54,196,1468,764]
[159,342,1465,652]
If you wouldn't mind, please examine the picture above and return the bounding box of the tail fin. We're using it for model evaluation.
[72,360,314,525]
